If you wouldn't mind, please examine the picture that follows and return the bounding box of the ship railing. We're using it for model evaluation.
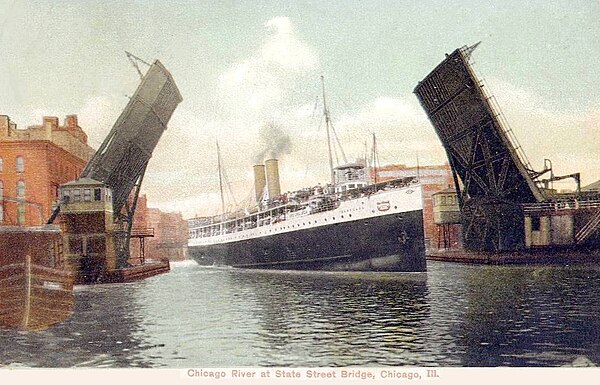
[335,176,416,202]
[522,199,600,213]
[188,178,419,240]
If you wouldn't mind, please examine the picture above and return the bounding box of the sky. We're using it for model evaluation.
[1,0,599,218]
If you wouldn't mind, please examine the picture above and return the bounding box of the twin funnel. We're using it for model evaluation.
[253,159,281,203]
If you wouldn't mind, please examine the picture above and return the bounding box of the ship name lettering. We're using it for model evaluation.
[275,369,301,378]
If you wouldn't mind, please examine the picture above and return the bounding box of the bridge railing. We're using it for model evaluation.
[130,227,155,238]
[522,200,600,213]
[469,61,535,175]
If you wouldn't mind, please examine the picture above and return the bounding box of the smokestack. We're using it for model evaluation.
[65,114,78,127]
[43,116,59,130]
[253,164,266,203]
[265,159,281,199]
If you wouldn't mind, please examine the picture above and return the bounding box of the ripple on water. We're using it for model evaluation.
[1,261,600,367]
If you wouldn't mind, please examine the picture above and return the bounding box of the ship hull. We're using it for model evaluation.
[189,208,425,272]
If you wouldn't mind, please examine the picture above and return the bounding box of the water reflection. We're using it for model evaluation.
[0,261,599,367]
[0,283,156,367]
[460,264,600,366]
[232,270,429,366]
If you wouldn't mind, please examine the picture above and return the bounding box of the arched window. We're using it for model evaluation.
[17,204,25,225]
[0,157,3,172]
[16,156,24,172]
[17,180,25,199]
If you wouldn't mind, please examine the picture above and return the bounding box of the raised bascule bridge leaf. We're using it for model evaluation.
[414,44,563,252]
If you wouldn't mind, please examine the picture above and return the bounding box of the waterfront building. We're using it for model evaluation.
[432,187,462,250]
[375,163,458,251]
[0,115,95,226]
[130,194,188,262]
[146,207,188,261]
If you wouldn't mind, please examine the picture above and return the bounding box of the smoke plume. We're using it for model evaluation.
[254,121,292,163]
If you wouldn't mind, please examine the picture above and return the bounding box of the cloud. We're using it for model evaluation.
[332,96,447,165]
[77,95,125,147]
[478,77,600,187]
[135,17,322,217]
[75,17,599,219]
[217,16,318,123]
[262,16,318,70]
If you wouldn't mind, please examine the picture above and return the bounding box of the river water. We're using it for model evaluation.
[1,260,599,368]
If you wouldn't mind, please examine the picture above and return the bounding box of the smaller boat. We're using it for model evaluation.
[0,225,74,331]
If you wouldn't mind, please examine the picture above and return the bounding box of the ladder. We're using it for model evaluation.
[575,208,600,244]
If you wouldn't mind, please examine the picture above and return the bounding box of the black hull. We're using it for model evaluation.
[188,209,426,272]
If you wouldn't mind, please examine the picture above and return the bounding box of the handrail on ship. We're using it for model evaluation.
[188,176,418,239]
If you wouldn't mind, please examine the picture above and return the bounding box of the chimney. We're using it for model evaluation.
[253,164,266,203]
[43,116,59,130]
[265,159,281,199]
[65,114,78,127]
[0,115,9,135]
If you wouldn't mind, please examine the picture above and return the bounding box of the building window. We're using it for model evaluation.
[531,217,541,231]
[83,188,91,202]
[17,180,25,199]
[94,188,102,201]
[73,189,81,202]
[0,180,3,200]
[17,204,26,225]
[0,205,3,223]
[0,157,3,172]
[16,156,24,173]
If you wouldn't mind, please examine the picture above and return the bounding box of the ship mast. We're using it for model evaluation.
[321,75,335,185]
[216,141,226,219]
[371,133,379,184]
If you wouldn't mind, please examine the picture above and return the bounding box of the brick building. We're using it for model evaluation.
[0,115,95,226]
[375,163,461,251]
[1,113,187,263]
[129,194,188,262]
[146,208,188,261]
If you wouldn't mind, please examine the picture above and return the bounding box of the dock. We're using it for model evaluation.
[427,248,600,265]
[99,259,170,284]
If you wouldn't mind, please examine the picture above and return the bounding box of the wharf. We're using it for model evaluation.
[90,259,170,284]
[427,248,600,265]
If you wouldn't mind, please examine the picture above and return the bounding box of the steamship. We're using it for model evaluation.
[187,157,425,271]
[187,77,425,272]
